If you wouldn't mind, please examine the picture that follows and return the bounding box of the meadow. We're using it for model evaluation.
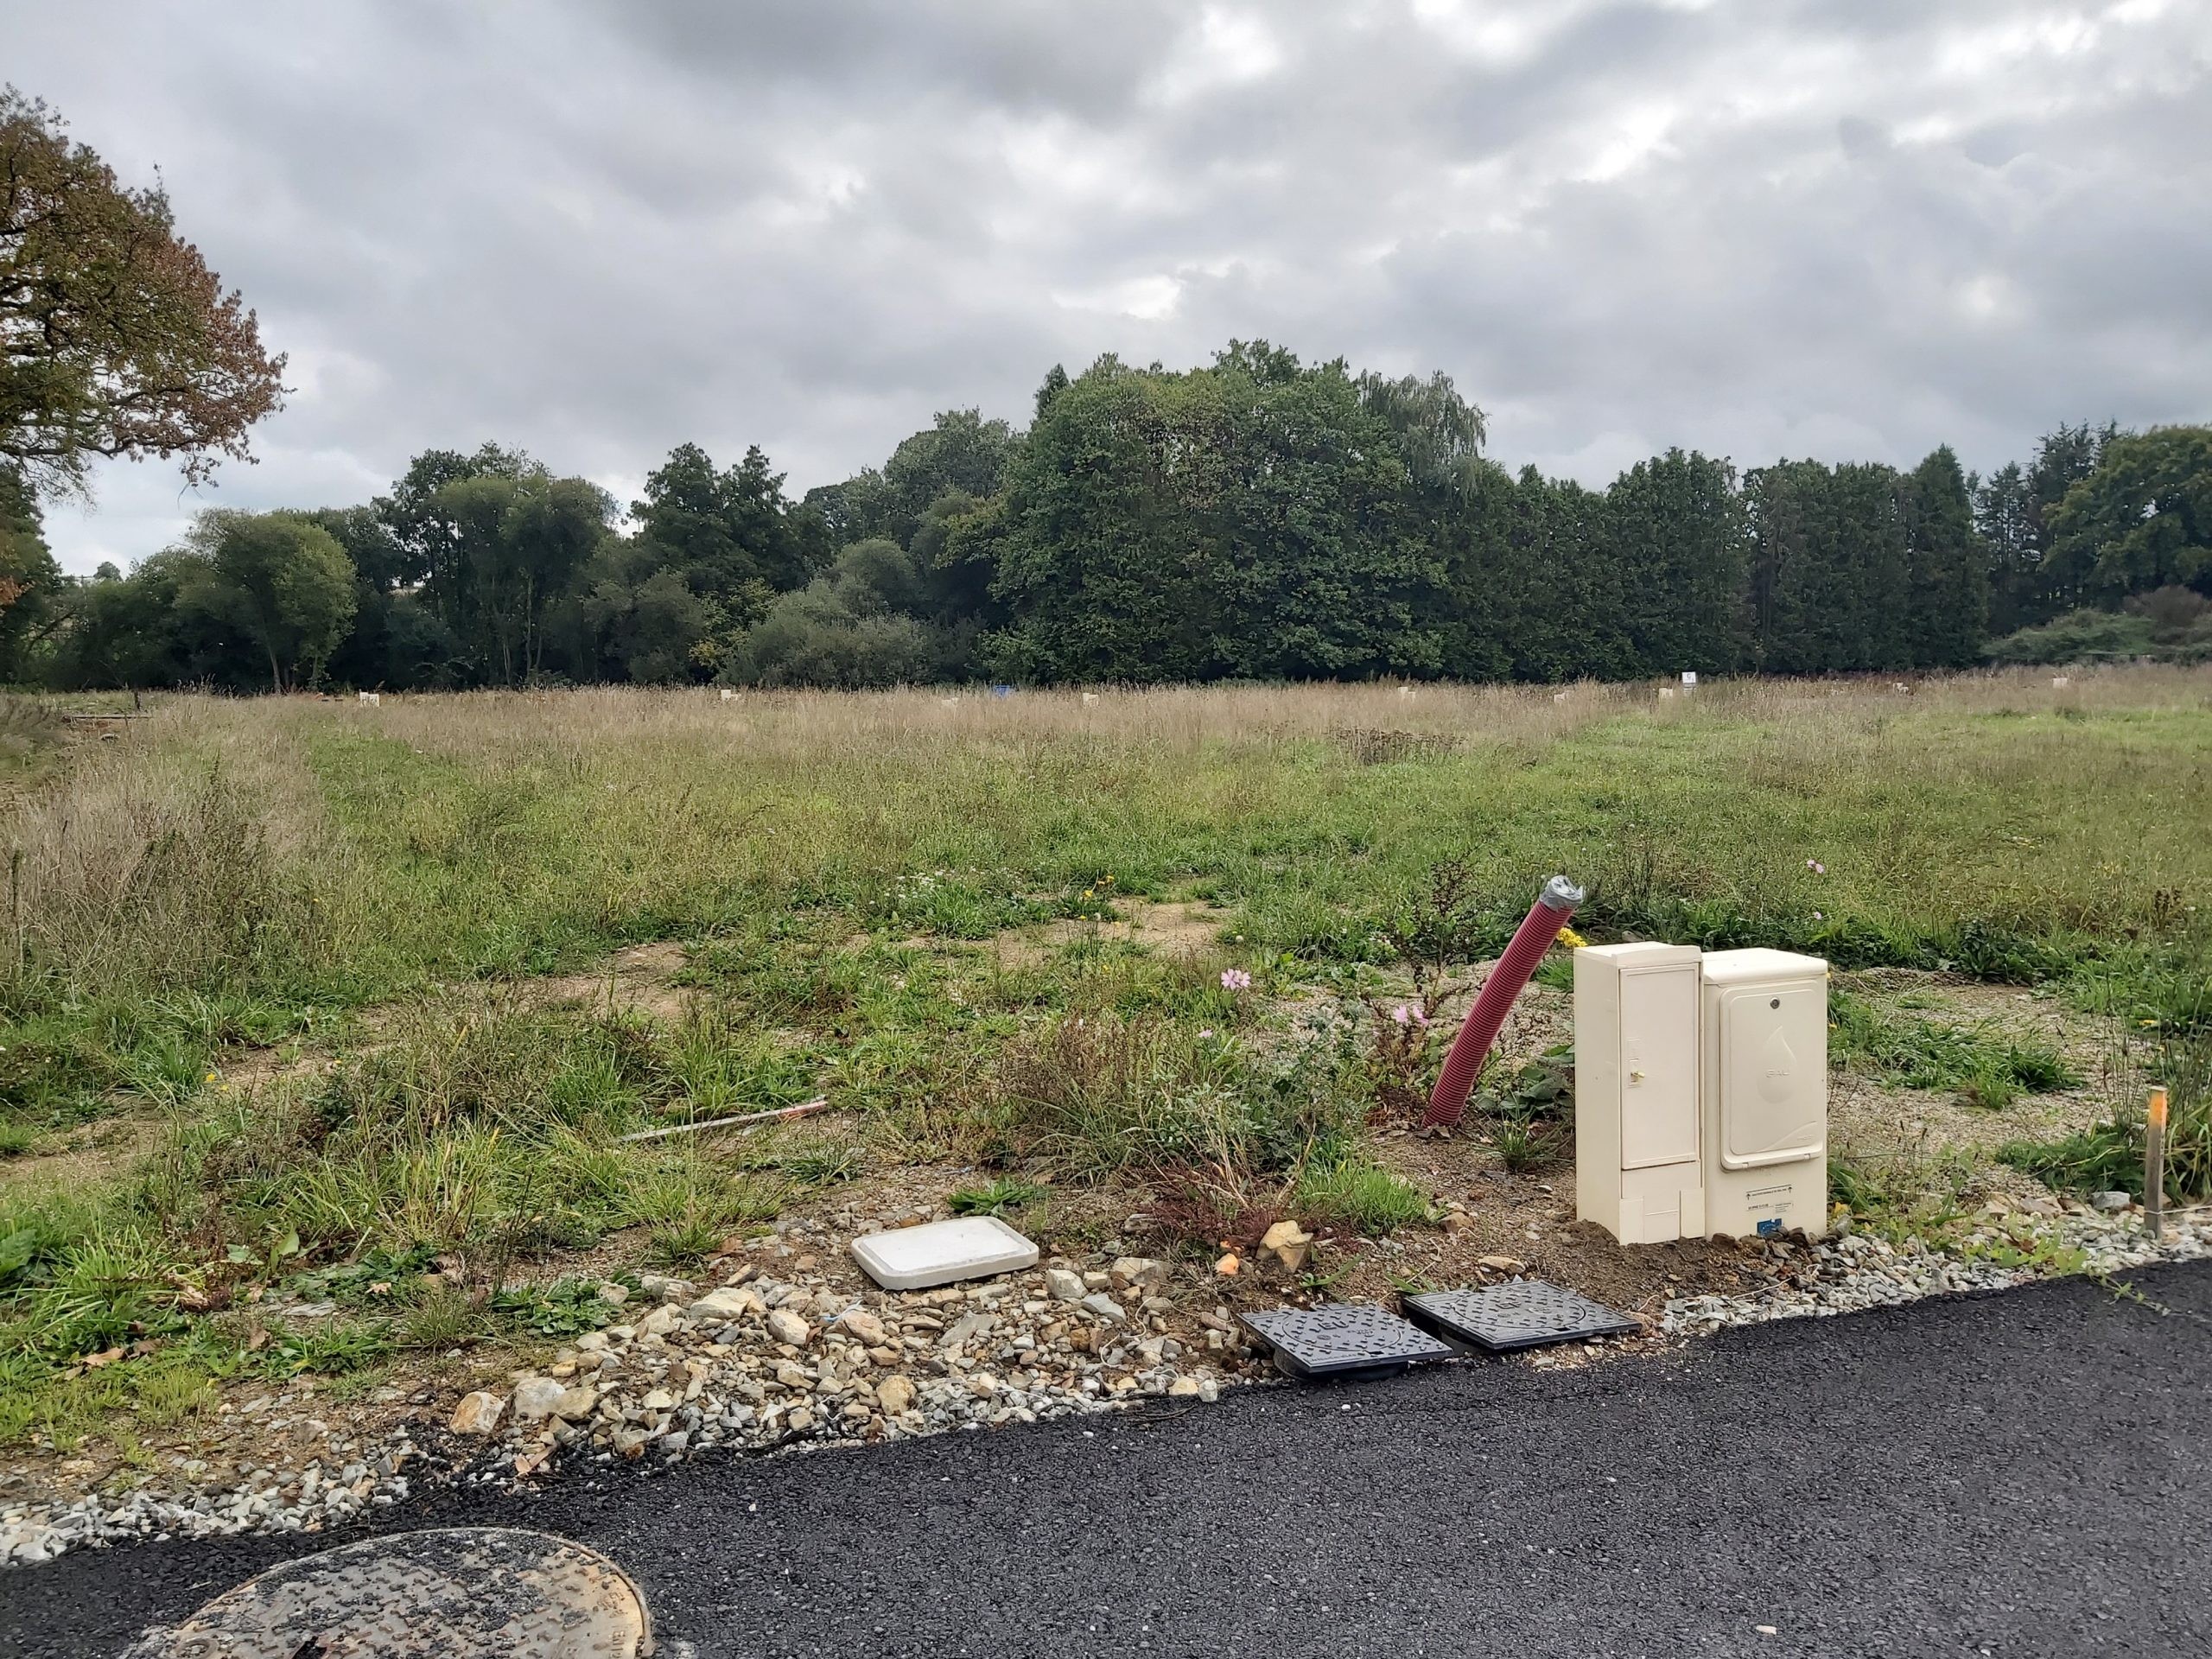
[1,668,2208,1458]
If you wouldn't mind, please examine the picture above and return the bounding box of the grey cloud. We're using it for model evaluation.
[4,0,2206,573]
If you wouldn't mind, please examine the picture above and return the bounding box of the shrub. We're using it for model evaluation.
[1983,608,2153,665]
[723,578,971,688]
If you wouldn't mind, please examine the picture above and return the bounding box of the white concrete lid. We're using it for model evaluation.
[849,1215,1039,1290]
[1700,947,1829,984]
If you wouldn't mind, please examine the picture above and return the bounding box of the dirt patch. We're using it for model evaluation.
[988,899,1230,969]
[1827,969,2125,1167]
[0,1109,170,1198]
[531,940,693,1023]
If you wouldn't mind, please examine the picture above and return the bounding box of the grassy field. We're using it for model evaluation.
[2,668,2209,1457]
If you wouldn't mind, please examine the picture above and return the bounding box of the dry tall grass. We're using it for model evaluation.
[3,665,2208,1012]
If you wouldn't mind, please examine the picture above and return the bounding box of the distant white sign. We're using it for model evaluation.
[1681,671,1698,686]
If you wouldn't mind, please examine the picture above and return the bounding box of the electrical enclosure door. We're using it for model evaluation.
[1618,967,1699,1170]
[1718,983,1826,1168]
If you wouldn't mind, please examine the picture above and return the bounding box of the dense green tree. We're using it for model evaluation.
[1605,449,1747,675]
[2045,426,2212,605]
[1975,421,2123,629]
[632,442,816,611]
[0,462,63,678]
[879,410,1016,549]
[801,410,1018,556]
[988,355,1225,682]
[442,474,611,684]
[182,511,357,690]
[1902,446,1986,667]
[373,442,537,594]
[48,554,193,688]
[1502,468,1630,681]
[1747,461,1914,673]
[724,581,956,689]
[908,488,1002,626]
[1,89,284,498]
[1207,348,1437,679]
[1357,369,1486,497]
[308,505,438,690]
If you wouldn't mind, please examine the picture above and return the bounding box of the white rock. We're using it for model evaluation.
[1109,1257,1170,1294]
[448,1392,506,1435]
[1045,1268,1086,1303]
[837,1307,889,1345]
[510,1377,566,1423]
[766,1309,812,1347]
[689,1287,762,1322]
[554,1387,598,1421]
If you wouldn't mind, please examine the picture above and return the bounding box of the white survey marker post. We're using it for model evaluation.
[1574,943,1707,1243]
[1699,948,1828,1239]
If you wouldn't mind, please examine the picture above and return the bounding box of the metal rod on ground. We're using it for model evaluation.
[618,1097,829,1144]
[2145,1086,2168,1243]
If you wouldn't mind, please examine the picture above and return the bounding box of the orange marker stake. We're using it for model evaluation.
[2145,1087,2168,1244]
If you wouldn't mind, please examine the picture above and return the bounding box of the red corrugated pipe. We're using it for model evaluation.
[1422,874,1586,1130]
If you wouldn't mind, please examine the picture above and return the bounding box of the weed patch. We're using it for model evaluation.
[1828,988,2077,1106]
[1292,1152,1430,1235]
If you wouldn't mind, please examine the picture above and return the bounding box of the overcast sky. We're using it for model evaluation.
[10,0,2209,574]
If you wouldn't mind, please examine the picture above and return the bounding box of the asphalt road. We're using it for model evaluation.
[8,1262,2211,1659]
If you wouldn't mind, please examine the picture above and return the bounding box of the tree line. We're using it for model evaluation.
[5,343,2205,692]
[4,89,2207,694]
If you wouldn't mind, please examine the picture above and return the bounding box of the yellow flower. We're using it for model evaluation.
[1555,926,1590,950]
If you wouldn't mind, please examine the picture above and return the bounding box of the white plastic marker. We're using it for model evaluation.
[618,1096,829,1143]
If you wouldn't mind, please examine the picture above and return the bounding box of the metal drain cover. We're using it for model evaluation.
[1239,1302,1455,1381]
[1404,1278,1641,1353]
[124,1527,652,1658]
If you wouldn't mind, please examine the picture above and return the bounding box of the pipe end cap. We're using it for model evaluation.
[1538,874,1586,911]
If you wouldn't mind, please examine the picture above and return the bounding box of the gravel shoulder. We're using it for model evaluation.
[7,1258,2210,1659]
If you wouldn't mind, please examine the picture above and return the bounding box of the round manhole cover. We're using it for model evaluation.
[126,1527,652,1657]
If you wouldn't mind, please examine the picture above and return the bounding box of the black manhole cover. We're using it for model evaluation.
[1238,1303,1455,1381]
[124,1527,652,1658]
[1404,1279,1641,1353]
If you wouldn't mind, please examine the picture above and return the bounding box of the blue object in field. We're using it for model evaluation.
[989,683,1014,698]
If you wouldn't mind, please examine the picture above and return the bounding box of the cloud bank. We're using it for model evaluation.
[8,0,2208,572]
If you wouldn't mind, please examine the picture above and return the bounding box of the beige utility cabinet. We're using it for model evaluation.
[1574,943,1707,1243]
[1700,948,1828,1239]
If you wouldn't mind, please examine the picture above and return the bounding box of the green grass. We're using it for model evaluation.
[948,1176,1048,1216]
[1292,1152,1430,1236]
[1827,988,2080,1107]
[1999,982,2212,1199]
[2,673,2209,1449]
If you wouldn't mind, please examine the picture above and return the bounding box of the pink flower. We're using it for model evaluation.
[1806,859,1826,875]
[1198,1028,1214,1039]
[1811,911,1823,922]
[1220,969,1252,992]
[1391,1003,1413,1026]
